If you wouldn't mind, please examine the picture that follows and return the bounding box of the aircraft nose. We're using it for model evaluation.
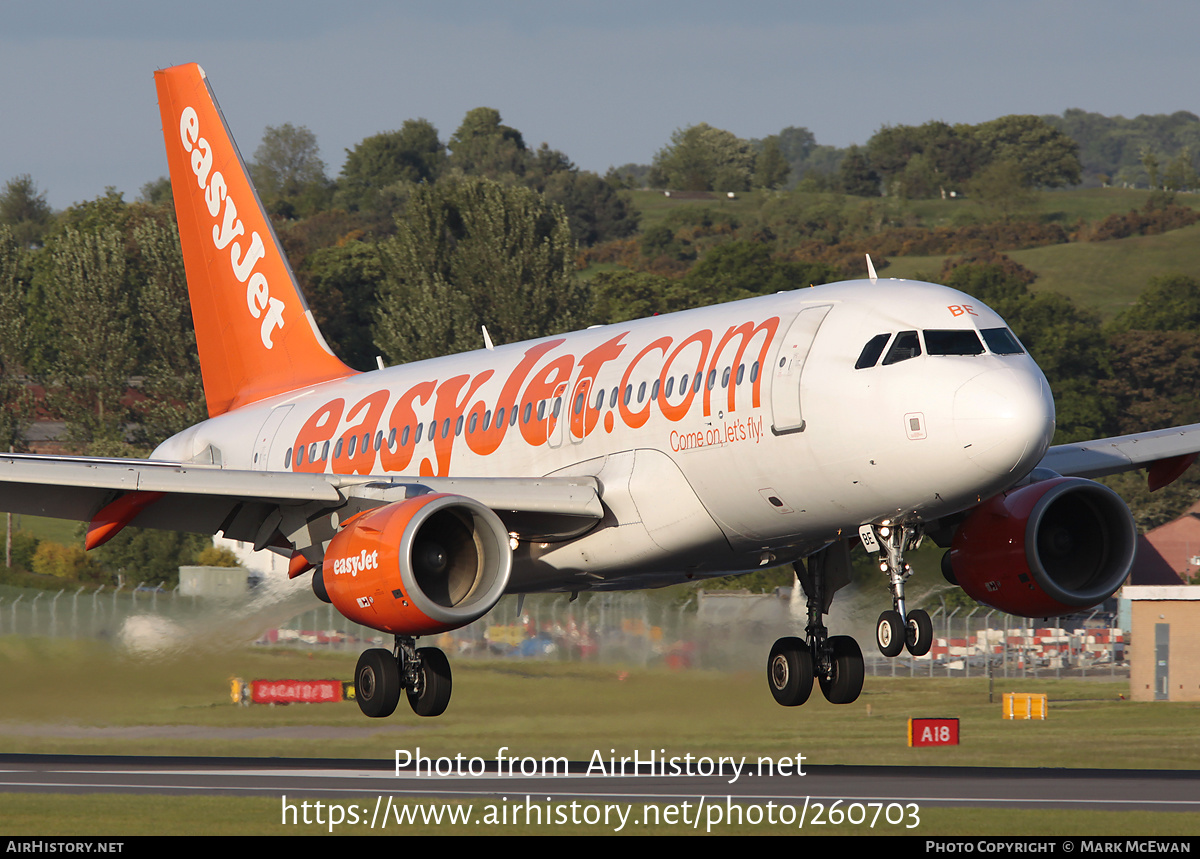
[952,367,1055,476]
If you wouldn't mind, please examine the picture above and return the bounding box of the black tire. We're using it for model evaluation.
[767,637,813,707]
[407,647,452,717]
[818,636,864,705]
[906,609,934,657]
[355,648,400,718]
[875,610,905,657]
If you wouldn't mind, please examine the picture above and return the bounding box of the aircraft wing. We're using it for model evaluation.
[1039,423,1200,489]
[0,453,603,549]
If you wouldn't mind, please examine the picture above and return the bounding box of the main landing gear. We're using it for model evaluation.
[768,548,865,707]
[355,637,452,718]
[862,522,932,658]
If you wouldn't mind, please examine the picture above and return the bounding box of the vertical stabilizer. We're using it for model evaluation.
[154,63,355,417]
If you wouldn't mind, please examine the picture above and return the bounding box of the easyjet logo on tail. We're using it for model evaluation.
[178,105,285,349]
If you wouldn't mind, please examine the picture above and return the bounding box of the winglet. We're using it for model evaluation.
[153,63,355,417]
[866,254,878,284]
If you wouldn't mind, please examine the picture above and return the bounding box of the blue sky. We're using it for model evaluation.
[3,1,1197,209]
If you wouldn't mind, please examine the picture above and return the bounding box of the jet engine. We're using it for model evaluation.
[945,477,1136,617]
[318,493,512,636]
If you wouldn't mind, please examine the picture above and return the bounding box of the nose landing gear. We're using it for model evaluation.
[864,522,933,658]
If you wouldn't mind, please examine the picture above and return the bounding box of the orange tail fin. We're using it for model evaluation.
[154,63,355,417]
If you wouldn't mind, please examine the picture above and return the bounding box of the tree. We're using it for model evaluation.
[774,126,817,166]
[838,145,880,197]
[44,225,136,446]
[967,159,1037,221]
[131,216,206,441]
[681,241,839,304]
[374,177,587,364]
[90,527,210,587]
[540,169,640,247]
[250,123,330,217]
[0,175,53,248]
[590,270,686,324]
[447,108,526,179]
[753,136,791,190]
[973,115,1081,188]
[338,120,447,213]
[865,121,980,198]
[1101,330,1200,434]
[138,176,173,207]
[1110,274,1200,332]
[1162,148,1199,192]
[300,240,388,370]
[1141,149,1162,190]
[0,227,33,451]
[649,124,756,192]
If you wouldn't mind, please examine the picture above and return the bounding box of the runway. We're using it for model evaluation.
[2,753,1197,813]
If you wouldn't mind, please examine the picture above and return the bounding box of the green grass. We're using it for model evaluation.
[629,188,770,230]
[1,638,1197,835]
[620,186,1200,318]
[880,223,1200,317]
[0,637,1195,767]
[10,514,83,545]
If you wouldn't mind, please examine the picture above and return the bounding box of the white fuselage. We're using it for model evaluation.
[153,279,1056,591]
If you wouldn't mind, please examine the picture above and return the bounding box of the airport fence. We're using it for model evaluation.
[0,582,1129,680]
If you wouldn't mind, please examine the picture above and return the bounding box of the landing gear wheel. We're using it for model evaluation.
[407,647,452,717]
[355,648,401,718]
[905,609,933,657]
[767,637,813,707]
[818,636,864,705]
[876,610,905,657]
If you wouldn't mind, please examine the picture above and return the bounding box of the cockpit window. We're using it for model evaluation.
[924,329,984,356]
[882,330,921,365]
[981,327,1025,355]
[855,333,891,369]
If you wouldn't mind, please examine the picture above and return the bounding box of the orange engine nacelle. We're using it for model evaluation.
[946,477,1137,617]
[319,494,512,636]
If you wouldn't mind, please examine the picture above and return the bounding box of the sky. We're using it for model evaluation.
[2,1,1198,210]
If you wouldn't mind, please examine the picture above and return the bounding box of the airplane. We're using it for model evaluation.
[2,61,1198,719]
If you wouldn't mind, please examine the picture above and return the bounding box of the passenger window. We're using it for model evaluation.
[882,331,921,365]
[982,327,1025,355]
[855,333,891,369]
[924,329,984,356]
